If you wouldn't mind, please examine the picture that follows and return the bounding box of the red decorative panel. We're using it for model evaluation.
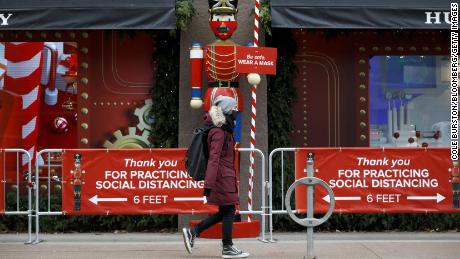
[79,31,157,148]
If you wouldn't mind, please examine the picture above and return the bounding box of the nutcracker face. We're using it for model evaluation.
[209,13,237,40]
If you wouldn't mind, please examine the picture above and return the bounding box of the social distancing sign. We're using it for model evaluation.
[62,149,217,215]
[295,148,458,213]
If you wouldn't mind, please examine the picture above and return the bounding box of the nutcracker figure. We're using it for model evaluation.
[189,0,261,145]
[449,160,460,208]
[70,153,85,211]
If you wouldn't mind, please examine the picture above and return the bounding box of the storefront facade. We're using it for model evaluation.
[271,0,452,148]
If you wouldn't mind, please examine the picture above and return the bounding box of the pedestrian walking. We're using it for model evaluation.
[183,96,249,258]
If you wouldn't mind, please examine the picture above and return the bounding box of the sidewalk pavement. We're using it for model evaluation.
[0,232,459,259]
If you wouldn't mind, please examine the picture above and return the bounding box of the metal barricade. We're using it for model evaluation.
[268,147,296,241]
[33,149,63,244]
[32,148,269,243]
[236,148,268,242]
[1,148,34,244]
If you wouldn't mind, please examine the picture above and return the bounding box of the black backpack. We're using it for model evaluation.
[185,126,216,181]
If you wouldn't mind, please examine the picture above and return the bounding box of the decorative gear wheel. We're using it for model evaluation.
[134,99,154,132]
[103,127,150,149]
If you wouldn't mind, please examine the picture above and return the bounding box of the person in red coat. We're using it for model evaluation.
[183,96,249,258]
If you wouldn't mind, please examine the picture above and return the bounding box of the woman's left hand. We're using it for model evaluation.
[203,188,211,197]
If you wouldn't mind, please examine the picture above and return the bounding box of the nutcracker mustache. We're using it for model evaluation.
[217,26,229,33]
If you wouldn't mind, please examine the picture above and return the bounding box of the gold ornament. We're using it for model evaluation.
[81,108,89,115]
[62,83,77,112]
[103,127,150,149]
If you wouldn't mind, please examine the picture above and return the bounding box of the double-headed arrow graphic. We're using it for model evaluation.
[89,195,128,205]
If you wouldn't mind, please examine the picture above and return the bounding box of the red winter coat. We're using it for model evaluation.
[203,113,239,206]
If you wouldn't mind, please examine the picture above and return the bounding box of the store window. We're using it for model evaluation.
[369,55,450,147]
[0,42,78,149]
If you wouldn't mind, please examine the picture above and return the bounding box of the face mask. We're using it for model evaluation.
[209,20,238,40]
[230,110,238,121]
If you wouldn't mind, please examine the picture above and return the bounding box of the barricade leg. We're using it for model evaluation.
[306,153,314,259]
[268,148,296,242]
[1,149,33,244]
[33,150,41,244]
[268,150,274,242]
[237,148,268,242]
[32,149,63,244]
[26,153,33,244]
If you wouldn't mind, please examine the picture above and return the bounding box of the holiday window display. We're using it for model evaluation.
[0,41,78,189]
[369,55,451,147]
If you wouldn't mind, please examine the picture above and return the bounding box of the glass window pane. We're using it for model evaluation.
[369,55,450,147]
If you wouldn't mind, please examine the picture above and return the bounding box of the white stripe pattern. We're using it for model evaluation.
[6,52,41,79]
[23,146,34,165]
[22,117,37,139]
[22,86,39,109]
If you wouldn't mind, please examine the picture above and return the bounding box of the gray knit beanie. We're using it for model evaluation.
[214,96,236,115]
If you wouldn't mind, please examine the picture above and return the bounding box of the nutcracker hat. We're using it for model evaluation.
[73,153,82,164]
[208,0,238,14]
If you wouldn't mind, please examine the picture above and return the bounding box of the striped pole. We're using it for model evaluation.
[248,0,260,222]
[254,0,260,47]
[3,42,44,171]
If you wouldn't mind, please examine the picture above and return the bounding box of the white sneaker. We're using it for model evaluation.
[222,245,250,258]
[182,228,195,254]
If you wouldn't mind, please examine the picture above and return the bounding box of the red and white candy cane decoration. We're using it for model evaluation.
[253,0,260,47]
[247,0,260,222]
[0,43,6,88]
[3,42,44,169]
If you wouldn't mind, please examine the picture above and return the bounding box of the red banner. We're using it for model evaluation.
[295,148,459,213]
[235,46,277,75]
[0,151,4,214]
[62,149,218,215]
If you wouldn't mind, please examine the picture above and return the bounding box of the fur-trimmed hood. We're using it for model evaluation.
[205,105,226,127]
